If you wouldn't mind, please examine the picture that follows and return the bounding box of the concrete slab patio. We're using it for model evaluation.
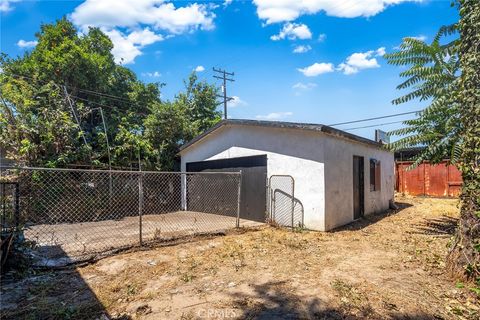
[24,211,264,265]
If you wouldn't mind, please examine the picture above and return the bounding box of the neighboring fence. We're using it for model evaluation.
[0,167,243,266]
[395,161,462,197]
[268,175,304,228]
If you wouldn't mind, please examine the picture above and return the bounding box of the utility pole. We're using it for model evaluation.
[63,86,88,147]
[91,107,112,172]
[213,67,234,119]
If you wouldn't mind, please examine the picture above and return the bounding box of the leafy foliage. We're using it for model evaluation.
[447,0,480,284]
[384,26,461,168]
[386,0,480,285]
[0,18,221,170]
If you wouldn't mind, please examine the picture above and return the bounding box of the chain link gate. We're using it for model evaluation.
[268,175,303,229]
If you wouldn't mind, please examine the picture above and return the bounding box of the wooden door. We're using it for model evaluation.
[353,156,365,219]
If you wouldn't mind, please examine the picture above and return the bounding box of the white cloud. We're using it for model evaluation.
[293,45,311,53]
[317,33,327,42]
[409,35,427,41]
[70,0,216,64]
[270,22,312,41]
[253,0,421,24]
[337,47,385,75]
[104,28,163,64]
[0,0,21,12]
[376,47,386,56]
[255,112,293,120]
[292,82,317,90]
[292,82,316,95]
[297,62,334,77]
[394,36,427,50]
[17,39,38,48]
[142,71,161,77]
[195,65,205,72]
[71,0,215,34]
[229,96,247,107]
[223,0,233,7]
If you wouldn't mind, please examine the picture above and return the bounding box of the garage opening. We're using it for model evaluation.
[186,155,267,222]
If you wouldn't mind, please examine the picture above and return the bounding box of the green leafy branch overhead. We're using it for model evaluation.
[384,25,462,167]
[0,18,221,171]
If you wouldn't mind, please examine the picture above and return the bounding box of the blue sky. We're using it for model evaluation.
[0,0,458,139]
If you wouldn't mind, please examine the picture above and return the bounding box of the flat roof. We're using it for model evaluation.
[179,119,384,153]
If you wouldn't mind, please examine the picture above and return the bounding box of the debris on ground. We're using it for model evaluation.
[1,196,478,319]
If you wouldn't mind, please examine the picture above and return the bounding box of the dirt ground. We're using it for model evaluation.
[2,196,479,319]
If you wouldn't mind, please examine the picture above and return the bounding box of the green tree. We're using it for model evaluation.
[0,80,88,166]
[144,101,189,171]
[176,72,221,140]
[448,0,480,285]
[144,72,221,170]
[1,19,221,171]
[386,1,480,285]
[0,18,161,168]
[384,25,460,167]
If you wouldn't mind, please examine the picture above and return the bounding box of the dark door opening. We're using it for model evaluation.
[186,155,267,222]
[353,156,365,219]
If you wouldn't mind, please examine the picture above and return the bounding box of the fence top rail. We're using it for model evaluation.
[268,174,294,183]
[0,166,242,175]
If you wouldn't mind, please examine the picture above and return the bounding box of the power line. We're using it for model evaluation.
[328,110,422,127]
[343,119,414,131]
[63,86,88,147]
[70,94,148,116]
[212,67,235,119]
[7,73,147,109]
[5,73,149,116]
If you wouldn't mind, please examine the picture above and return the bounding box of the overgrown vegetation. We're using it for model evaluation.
[3,197,477,319]
[448,0,480,290]
[0,18,221,171]
[385,0,479,290]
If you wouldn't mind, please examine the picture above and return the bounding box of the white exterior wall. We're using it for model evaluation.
[322,134,394,230]
[180,125,326,230]
[179,124,394,231]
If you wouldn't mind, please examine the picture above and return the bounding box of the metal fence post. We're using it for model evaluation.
[236,170,242,228]
[138,172,143,246]
[268,176,272,222]
[291,177,295,230]
[14,182,19,233]
[1,183,5,234]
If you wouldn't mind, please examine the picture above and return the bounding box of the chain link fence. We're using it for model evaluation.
[1,181,19,235]
[268,175,304,229]
[0,167,244,266]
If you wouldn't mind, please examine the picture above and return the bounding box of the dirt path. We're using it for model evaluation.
[2,196,479,319]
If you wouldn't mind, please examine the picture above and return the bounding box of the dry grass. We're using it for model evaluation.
[1,196,479,319]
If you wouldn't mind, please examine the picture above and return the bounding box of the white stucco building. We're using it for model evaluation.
[179,119,394,231]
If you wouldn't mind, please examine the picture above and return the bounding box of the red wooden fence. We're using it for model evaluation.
[395,161,462,197]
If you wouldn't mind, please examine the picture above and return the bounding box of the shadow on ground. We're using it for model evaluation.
[410,215,458,237]
[331,202,413,232]
[229,280,443,320]
[0,246,123,320]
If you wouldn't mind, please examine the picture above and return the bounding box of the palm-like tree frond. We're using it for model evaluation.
[384,26,459,168]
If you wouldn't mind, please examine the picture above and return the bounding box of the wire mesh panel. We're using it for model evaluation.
[0,167,242,266]
[268,175,303,228]
[140,172,241,243]
[0,182,19,235]
[15,169,141,265]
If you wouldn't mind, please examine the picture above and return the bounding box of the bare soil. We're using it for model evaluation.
[2,196,479,319]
